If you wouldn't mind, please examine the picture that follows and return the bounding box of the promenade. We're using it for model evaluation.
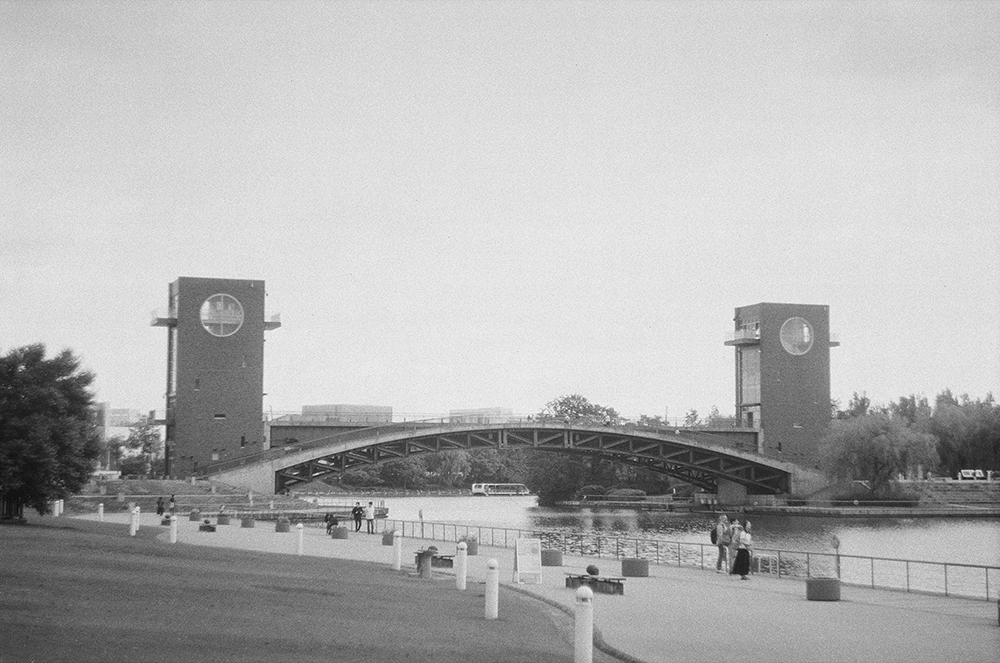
[80,512,999,663]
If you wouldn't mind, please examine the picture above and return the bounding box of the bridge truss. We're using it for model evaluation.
[273,426,791,495]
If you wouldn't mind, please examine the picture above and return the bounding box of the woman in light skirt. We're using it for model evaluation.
[731,521,753,579]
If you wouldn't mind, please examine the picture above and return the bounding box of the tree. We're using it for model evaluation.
[930,392,1000,476]
[684,409,700,427]
[100,434,127,471]
[540,394,620,425]
[378,457,427,490]
[525,451,592,506]
[123,415,162,478]
[889,395,932,428]
[819,414,938,494]
[467,448,527,485]
[835,392,871,420]
[530,394,621,504]
[703,405,738,428]
[0,345,101,515]
[424,450,471,487]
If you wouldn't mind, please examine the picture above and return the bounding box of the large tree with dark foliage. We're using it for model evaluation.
[528,394,620,505]
[0,345,101,515]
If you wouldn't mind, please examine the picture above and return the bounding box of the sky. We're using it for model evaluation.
[2,1,998,422]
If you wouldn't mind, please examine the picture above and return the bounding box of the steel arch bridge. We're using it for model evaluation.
[209,421,796,496]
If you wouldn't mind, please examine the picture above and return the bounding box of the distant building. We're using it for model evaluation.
[107,408,144,428]
[298,404,393,424]
[725,302,838,466]
[266,405,392,451]
[448,407,519,424]
[152,277,281,476]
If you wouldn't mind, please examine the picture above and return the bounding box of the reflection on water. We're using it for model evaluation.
[343,495,1000,568]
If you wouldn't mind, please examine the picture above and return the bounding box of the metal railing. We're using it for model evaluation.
[377,518,1000,602]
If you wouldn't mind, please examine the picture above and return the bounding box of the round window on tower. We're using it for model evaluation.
[779,317,814,355]
[200,294,244,337]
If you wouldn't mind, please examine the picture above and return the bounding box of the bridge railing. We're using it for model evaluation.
[378,518,1000,602]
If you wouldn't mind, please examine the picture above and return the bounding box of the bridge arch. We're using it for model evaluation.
[208,421,796,497]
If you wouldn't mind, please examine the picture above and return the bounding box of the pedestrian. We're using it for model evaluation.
[156,497,165,517]
[731,521,754,580]
[728,518,743,573]
[351,502,363,532]
[168,495,176,514]
[364,501,375,534]
[714,514,731,573]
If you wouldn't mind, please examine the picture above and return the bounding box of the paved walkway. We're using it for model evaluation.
[80,512,999,662]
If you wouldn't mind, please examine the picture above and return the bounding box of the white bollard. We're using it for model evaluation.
[574,586,594,663]
[297,523,304,556]
[129,509,138,537]
[169,515,178,544]
[393,530,403,571]
[57,499,64,516]
[98,503,104,522]
[456,542,468,591]
[485,558,499,620]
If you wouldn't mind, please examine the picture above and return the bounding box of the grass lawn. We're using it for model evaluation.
[0,519,602,663]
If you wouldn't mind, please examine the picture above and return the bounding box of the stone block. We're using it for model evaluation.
[541,549,563,567]
[806,577,841,601]
[621,558,649,577]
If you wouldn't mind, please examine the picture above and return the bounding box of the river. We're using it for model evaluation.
[318,494,1000,568]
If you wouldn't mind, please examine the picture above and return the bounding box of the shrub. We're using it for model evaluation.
[606,488,646,498]
[577,485,606,498]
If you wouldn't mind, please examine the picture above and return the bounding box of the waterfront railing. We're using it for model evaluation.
[378,518,999,602]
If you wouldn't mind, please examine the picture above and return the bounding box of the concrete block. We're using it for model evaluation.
[541,549,563,567]
[806,577,841,601]
[621,558,649,577]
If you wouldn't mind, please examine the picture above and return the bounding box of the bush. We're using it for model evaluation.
[577,485,606,497]
[606,488,646,498]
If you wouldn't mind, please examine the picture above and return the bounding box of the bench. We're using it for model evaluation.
[565,573,625,595]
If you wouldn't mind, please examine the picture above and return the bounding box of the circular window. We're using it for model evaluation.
[779,317,814,355]
[200,294,244,337]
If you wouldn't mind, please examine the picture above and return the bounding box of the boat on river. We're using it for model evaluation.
[471,482,531,496]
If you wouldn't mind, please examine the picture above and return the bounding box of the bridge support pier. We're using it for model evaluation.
[717,479,747,506]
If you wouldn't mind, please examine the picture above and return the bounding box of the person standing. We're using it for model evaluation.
[728,518,743,573]
[351,502,363,532]
[364,501,375,534]
[731,521,754,580]
[714,514,731,573]
[156,497,165,517]
[168,495,176,515]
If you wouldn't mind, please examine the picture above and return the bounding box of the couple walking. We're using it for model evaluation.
[351,501,376,534]
[714,515,754,579]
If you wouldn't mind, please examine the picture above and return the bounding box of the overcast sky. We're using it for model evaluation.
[2,1,997,421]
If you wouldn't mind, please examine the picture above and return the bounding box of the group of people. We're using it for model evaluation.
[350,501,376,534]
[155,495,176,517]
[714,515,754,580]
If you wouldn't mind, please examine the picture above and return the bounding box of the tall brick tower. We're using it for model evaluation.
[725,303,838,467]
[152,277,280,477]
